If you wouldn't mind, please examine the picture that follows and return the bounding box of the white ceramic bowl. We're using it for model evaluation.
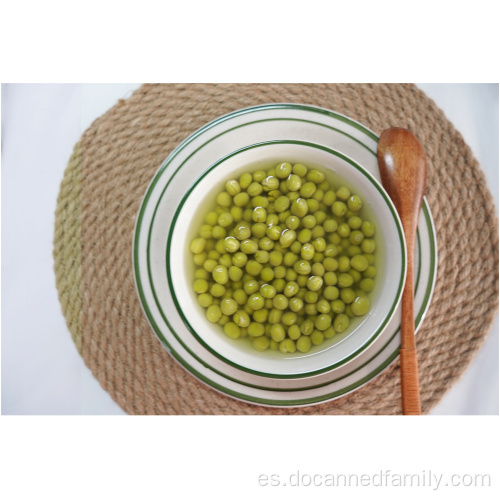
[168,140,407,377]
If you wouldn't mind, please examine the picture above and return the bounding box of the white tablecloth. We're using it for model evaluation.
[2,83,498,414]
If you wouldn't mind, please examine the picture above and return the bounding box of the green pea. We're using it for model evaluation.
[198,293,213,308]
[274,196,290,213]
[282,311,297,326]
[222,236,239,253]
[332,201,347,217]
[323,326,336,339]
[297,228,312,244]
[307,275,323,291]
[300,181,317,199]
[283,252,299,267]
[315,313,332,331]
[223,322,241,339]
[246,181,263,197]
[252,207,267,223]
[340,288,356,304]
[296,336,312,353]
[351,255,369,272]
[269,324,285,342]
[286,174,302,192]
[291,260,309,276]
[312,238,326,252]
[288,324,301,340]
[284,281,299,297]
[363,265,377,279]
[285,268,298,282]
[347,195,363,212]
[216,191,232,207]
[192,278,208,294]
[323,285,339,301]
[338,273,354,288]
[233,310,250,328]
[299,243,314,261]
[237,172,251,189]
[351,296,370,316]
[361,238,376,254]
[225,179,241,196]
[361,221,375,237]
[268,308,282,324]
[290,240,302,254]
[218,254,232,268]
[212,226,227,240]
[274,266,286,279]
[194,269,210,282]
[331,299,345,314]
[231,222,249,241]
[338,223,351,238]
[243,280,258,295]
[323,190,336,206]
[359,278,375,292]
[260,267,275,282]
[311,330,324,346]
[348,216,362,229]
[269,250,283,266]
[349,230,364,246]
[292,163,308,177]
[280,229,297,248]
[278,210,291,223]
[338,256,351,272]
[307,199,320,213]
[262,176,279,191]
[205,211,218,225]
[233,192,250,207]
[206,304,222,323]
[301,215,315,229]
[245,260,262,277]
[190,237,206,254]
[266,225,282,240]
[232,252,248,268]
[289,297,304,312]
[210,283,225,298]
[253,308,269,323]
[323,219,338,233]
[307,169,325,184]
[267,213,279,226]
[285,215,300,230]
[227,265,242,281]
[241,239,258,254]
[291,198,308,217]
[260,284,276,299]
[304,290,318,304]
[275,162,292,178]
[273,294,289,310]
[334,314,350,333]
[212,265,228,285]
[347,245,362,257]
[254,250,269,264]
[259,237,274,251]
[336,186,350,201]
[279,338,297,353]
[316,299,331,314]
[220,298,237,316]
[252,336,270,351]
[248,293,265,311]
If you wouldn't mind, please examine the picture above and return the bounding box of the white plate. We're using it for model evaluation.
[133,104,438,407]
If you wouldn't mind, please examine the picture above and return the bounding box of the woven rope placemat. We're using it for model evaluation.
[53,83,498,414]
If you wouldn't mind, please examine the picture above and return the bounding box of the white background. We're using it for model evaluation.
[1,83,498,415]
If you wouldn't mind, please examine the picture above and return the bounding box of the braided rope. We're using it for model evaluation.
[53,84,499,414]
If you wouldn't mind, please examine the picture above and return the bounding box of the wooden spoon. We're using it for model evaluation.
[377,128,427,415]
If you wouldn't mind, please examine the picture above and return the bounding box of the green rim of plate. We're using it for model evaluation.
[133,103,437,406]
[165,140,406,378]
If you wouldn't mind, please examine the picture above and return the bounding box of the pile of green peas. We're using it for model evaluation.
[189,161,377,354]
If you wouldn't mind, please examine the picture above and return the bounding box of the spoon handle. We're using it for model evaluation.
[400,231,422,415]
